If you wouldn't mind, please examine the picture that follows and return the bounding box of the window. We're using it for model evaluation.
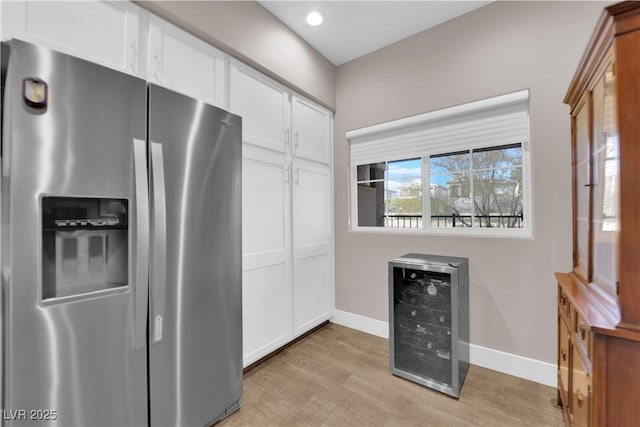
[429,144,523,228]
[356,158,422,228]
[347,90,531,236]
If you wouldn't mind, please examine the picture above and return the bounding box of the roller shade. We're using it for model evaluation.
[347,90,530,166]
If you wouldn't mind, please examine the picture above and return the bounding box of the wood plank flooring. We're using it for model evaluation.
[219,323,564,426]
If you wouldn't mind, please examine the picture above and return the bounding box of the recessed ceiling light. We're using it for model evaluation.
[306,11,323,26]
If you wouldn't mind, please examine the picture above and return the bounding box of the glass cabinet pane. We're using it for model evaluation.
[591,64,619,298]
[574,104,590,280]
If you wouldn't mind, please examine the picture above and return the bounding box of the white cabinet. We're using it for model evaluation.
[293,252,332,336]
[148,16,227,109]
[292,160,332,336]
[1,1,141,76]
[231,63,333,366]
[292,95,332,164]
[243,147,291,259]
[292,160,331,253]
[229,62,290,153]
[241,146,293,366]
[1,1,229,108]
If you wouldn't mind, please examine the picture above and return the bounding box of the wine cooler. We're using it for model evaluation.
[389,253,469,398]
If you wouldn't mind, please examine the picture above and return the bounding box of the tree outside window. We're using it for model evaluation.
[429,144,523,228]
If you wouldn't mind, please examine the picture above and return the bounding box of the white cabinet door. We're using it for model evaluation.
[293,252,331,336]
[291,95,332,164]
[292,159,332,336]
[292,160,332,253]
[242,261,292,367]
[148,16,227,109]
[243,146,291,259]
[1,1,140,75]
[229,61,290,153]
[241,145,292,366]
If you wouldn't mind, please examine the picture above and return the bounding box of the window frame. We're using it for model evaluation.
[347,90,533,239]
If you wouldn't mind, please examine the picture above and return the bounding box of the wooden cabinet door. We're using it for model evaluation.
[229,62,290,153]
[292,160,332,336]
[291,95,332,164]
[574,102,591,281]
[590,63,619,299]
[1,1,140,75]
[148,16,227,109]
[572,345,591,427]
[241,145,292,366]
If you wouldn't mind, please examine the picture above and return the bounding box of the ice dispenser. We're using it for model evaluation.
[42,197,128,300]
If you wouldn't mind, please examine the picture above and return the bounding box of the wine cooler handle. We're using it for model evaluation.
[133,138,150,351]
[150,141,167,344]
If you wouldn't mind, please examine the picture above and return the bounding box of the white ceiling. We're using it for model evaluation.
[258,1,493,66]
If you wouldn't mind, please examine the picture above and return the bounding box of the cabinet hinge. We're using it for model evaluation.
[616,281,620,295]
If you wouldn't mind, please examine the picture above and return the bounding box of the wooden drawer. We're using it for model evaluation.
[559,285,571,320]
[572,344,591,427]
[574,310,591,357]
[558,314,571,406]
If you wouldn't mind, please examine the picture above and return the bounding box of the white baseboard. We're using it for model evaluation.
[331,309,390,338]
[331,309,557,388]
[469,342,557,387]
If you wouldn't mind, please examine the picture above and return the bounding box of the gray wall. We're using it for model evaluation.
[137,0,336,110]
[334,1,608,364]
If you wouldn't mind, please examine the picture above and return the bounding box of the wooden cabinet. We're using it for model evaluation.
[557,290,571,410]
[557,2,640,425]
[1,1,142,76]
[148,16,227,109]
[230,61,334,366]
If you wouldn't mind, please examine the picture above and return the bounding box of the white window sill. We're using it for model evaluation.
[349,225,534,240]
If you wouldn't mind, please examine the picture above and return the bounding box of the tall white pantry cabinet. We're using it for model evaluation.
[230,62,334,367]
[1,1,335,368]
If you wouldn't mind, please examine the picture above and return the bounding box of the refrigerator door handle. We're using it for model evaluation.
[150,141,167,344]
[133,138,150,351]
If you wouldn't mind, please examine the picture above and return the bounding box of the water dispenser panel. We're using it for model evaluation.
[42,197,128,300]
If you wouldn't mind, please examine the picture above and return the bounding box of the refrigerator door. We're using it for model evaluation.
[1,40,148,426]
[148,84,242,426]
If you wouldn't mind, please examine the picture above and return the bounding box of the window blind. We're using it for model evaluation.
[347,90,530,166]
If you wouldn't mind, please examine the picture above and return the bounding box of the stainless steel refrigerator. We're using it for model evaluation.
[0,39,242,426]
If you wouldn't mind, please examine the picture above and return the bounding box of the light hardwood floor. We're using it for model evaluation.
[219,323,564,426]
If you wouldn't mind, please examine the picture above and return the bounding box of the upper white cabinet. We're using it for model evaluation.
[291,95,332,164]
[148,16,227,109]
[1,2,228,109]
[229,61,290,153]
[1,1,141,76]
